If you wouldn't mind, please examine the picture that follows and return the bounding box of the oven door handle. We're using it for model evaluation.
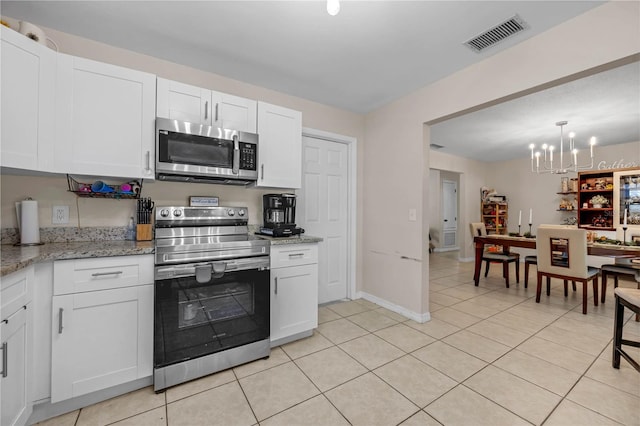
[195,264,213,283]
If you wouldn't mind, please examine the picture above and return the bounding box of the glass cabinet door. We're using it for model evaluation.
[613,169,640,239]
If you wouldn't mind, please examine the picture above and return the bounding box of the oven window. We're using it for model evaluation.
[154,268,269,369]
[158,131,233,168]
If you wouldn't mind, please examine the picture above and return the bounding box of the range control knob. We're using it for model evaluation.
[173,209,182,217]
[237,209,246,217]
[159,209,170,218]
[227,209,235,216]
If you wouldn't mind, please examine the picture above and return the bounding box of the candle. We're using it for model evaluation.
[529,209,532,224]
[518,210,522,226]
[624,208,628,226]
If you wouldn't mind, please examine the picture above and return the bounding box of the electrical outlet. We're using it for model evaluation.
[52,205,69,224]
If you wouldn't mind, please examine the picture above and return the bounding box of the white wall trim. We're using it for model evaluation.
[302,127,357,301]
[355,291,431,323]
[433,247,459,253]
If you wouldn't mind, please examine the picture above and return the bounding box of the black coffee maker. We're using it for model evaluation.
[259,193,304,237]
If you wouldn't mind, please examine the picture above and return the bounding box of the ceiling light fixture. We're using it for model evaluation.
[529,121,596,174]
[327,0,340,16]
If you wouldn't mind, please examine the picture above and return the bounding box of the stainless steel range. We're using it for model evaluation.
[153,206,270,391]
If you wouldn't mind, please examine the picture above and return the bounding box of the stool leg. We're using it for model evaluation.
[484,261,490,277]
[613,295,623,368]
[582,281,588,314]
[593,277,598,307]
[546,277,551,296]
[515,260,519,283]
[536,272,542,303]
[524,262,529,288]
[601,271,608,303]
[563,280,568,297]
[572,281,576,291]
[503,261,510,288]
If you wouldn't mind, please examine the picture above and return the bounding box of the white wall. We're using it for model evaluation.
[363,1,640,318]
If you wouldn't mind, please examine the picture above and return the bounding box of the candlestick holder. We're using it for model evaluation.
[528,223,532,236]
[518,225,521,236]
[623,226,628,245]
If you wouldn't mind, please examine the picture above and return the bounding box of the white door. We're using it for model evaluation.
[442,180,458,247]
[299,136,349,304]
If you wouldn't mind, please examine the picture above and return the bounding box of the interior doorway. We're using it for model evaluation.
[298,129,356,304]
[442,179,458,249]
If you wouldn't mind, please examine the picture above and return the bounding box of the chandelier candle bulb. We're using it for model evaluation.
[519,210,522,226]
[624,208,628,226]
[529,209,533,224]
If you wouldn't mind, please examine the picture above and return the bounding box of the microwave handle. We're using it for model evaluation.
[232,135,240,175]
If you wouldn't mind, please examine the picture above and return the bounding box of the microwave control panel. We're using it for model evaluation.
[239,143,257,171]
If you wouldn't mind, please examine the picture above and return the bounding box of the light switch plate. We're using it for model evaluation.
[408,209,417,222]
[52,205,69,224]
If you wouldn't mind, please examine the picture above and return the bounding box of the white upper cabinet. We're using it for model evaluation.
[256,101,302,189]
[156,77,257,133]
[1,27,56,172]
[55,54,156,179]
[156,78,210,125]
[211,91,257,133]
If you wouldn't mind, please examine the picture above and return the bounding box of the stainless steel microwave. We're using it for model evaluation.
[155,118,259,185]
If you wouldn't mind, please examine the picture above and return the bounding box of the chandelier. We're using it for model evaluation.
[529,121,596,174]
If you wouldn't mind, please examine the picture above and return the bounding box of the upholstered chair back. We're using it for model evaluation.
[536,225,589,279]
[470,222,487,237]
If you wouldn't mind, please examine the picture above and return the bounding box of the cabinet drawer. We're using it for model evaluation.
[53,255,153,295]
[271,244,318,269]
[1,266,34,318]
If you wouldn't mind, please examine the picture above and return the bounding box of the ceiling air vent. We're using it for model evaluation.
[464,14,528,53]
[430,143,444,149]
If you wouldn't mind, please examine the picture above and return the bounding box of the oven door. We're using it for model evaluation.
[154,256,270,370]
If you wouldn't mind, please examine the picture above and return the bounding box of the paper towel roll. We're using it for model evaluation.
[19,199,40,244]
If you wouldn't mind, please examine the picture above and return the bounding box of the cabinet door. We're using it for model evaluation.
[0,27,56,172]
[270,264,318,343]
[1,305,32,426]
[256,101,302,188]
[212,91,257,133]
[51,284,153,403]
[156,77,212,125]
[55,54,156,179]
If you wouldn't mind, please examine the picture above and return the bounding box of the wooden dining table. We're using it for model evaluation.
[473,234,640,286]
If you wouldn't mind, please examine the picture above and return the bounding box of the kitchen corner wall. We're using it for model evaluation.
[363,1,640,319]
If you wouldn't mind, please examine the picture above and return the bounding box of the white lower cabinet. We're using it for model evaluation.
[1,266,34,426]
[50,255,153,403]
[270,244,318,345]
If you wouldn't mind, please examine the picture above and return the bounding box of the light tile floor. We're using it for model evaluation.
[37,252,640,425]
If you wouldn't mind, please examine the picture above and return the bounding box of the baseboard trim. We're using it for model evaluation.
[355,291,431,323]
[433,247,459,252]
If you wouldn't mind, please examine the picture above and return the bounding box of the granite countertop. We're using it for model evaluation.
[1,240,154,277]
[0,234,322,277]
[254,234,323,245]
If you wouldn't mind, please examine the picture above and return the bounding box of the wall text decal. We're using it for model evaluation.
[597,159,639,170]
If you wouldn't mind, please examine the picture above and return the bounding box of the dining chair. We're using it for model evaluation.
[613,287,640,372]
[526,225,578,290]
[469,222,520,287]
[601,261,640,321]
[535,225,600,314]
